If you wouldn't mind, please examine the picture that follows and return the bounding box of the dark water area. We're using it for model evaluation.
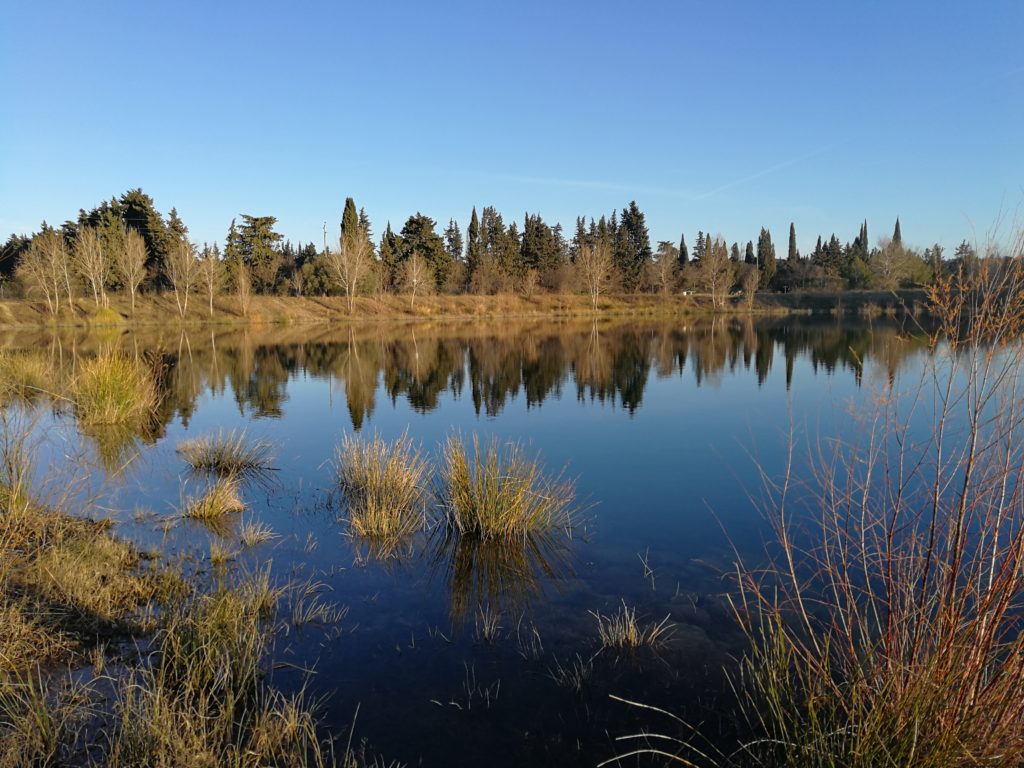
[4,315,935,766]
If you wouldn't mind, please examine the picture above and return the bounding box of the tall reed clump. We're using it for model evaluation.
[71,352,157,427]
[619,243,1024,767]
[177,429,273,477]
[438,435,577,540]
[336,431,429,544]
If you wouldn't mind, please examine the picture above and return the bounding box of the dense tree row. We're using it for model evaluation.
[0,188,994,315]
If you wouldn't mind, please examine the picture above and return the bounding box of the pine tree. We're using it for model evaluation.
[444,219,463,263]
[398,213,449,289]
[694,231,706,262]
[788,222,798,262]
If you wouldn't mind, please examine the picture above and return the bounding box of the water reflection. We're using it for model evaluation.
[0,316,932,442]
[428,528,575,621]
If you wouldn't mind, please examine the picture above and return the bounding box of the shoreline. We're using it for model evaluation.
[0,289,925,330]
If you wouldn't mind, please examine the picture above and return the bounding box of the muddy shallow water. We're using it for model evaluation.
[6,315,931,766]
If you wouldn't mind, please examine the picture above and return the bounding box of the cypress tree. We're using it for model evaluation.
[730,242,741,262]
[758,227,776,286]
[466,207,482,275]
[788,222,798,262]
[678,233,689,266]
[341,198,358,244]
[892,217,902,247]
[744,240,755,265]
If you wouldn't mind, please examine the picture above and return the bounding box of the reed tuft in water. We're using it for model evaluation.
[177,429,273,476]
[336,431,429,543]
[592,600,674,650]
[184,476,245,521]
[71,353,157,427]
[438,435,577,540]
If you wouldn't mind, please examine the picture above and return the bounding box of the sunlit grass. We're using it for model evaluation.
[177,429,273,477]
[438,434,577,540]
[184,476,245,521]
[71,353,157,427]
[336,431,429,544]
[591,601,674,650]
[239,519,276,549]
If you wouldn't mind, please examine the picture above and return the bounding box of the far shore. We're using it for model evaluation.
[0,289,926,330]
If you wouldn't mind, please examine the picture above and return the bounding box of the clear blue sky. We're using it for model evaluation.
[2,1,1022,254]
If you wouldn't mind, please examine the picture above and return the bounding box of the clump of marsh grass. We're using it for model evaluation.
[184,476,245,521]
[438,434,577,540]
[336,431,429,545]
[71,352,157,427]
[177,429,273,477]
[239,518,276,549]
[591,600,674,651]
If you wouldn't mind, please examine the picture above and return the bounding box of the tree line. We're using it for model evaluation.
[0,188,990,316]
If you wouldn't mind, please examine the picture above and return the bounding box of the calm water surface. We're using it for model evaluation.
[8,316,931,766]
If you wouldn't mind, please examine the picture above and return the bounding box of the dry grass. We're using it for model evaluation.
[239,518,276,549]
[591,600,674,651]
[336,431,429,545]
[0,351,52,402]
[177,429,273,476]
[184,476,245,520]
[437,434,577,540]
[71,352,157,427]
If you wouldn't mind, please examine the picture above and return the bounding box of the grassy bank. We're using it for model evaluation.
[0,291,798,329]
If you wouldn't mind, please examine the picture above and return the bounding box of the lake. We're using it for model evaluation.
[4,314,933,766]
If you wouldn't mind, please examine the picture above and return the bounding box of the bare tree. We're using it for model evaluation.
[398,251,432,310]
[198,244,224,317]
[73,225,110,307]
[326,229,372,314]
[575,242,614,310]
[651,240,679,295]
[740,263,759,309]
[17,231,65,315]
[113,227,148,314]
[694,236,732,308]
[165,239,200,318]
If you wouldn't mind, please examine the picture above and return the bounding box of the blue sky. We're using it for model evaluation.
[2,1,1022,254]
